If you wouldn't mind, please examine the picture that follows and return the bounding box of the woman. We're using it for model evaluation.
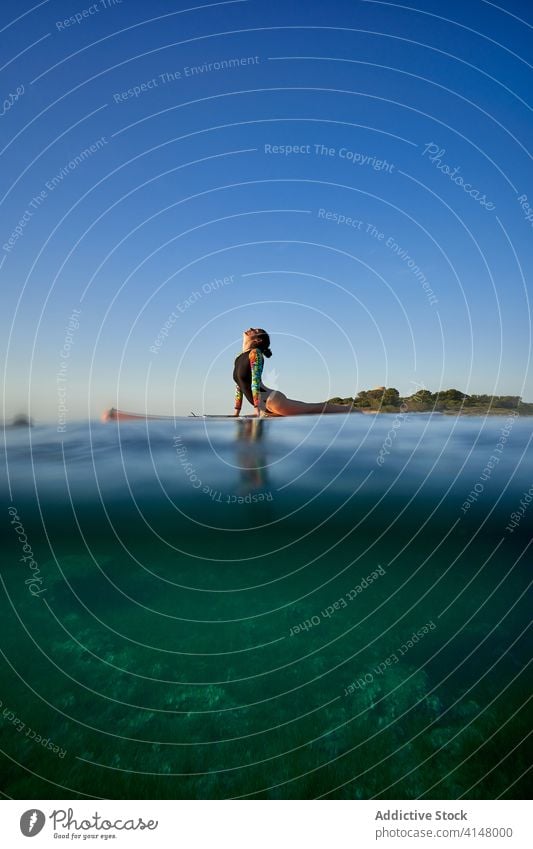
[233,328,365,417]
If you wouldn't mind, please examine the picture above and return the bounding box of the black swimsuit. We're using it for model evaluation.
[233,349,266,410]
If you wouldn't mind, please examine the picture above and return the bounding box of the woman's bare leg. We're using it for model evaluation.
[265,391,362,416]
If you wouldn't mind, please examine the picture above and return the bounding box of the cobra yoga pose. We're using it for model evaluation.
[233,328,366,417]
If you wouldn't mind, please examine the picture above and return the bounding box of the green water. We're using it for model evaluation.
[1,416,531,798]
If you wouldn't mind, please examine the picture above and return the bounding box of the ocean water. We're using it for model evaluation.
[1,413,531,799]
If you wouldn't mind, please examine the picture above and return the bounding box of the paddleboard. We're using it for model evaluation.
[101,407,263,421]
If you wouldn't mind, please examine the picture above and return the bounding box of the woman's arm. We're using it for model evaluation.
[234,384,243,416]
[249,348,265,414]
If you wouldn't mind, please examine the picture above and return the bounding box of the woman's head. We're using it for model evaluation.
[242,327,272,357]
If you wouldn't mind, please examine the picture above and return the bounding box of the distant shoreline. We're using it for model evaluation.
[329,387,533,416]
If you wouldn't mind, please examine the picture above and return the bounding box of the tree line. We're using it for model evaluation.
[328,387,533,414]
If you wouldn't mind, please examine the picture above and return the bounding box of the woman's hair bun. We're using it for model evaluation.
[263,347,272,358]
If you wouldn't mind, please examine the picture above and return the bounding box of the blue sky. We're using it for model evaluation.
[1,0,532,421]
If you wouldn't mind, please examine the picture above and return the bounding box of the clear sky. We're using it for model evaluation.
[1,0,532,422]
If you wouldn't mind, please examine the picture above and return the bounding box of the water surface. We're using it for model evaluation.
[1,413,531,798]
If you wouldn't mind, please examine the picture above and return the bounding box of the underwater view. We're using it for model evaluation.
[2,412,531,799]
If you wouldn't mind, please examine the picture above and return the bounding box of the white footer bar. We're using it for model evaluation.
[2,799,529,848]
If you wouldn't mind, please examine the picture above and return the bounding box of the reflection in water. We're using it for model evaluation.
[235,418,269,493]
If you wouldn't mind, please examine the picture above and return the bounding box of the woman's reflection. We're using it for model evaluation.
[235,418,270,494]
